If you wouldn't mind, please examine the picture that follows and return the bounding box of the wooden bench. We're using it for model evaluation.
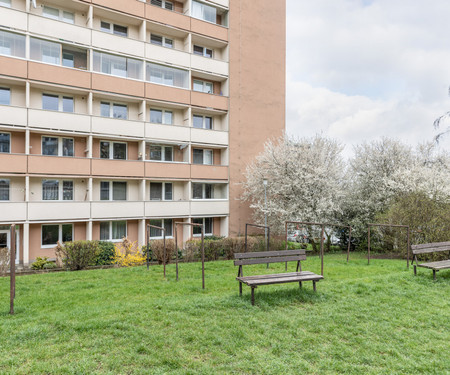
[411,242,450,281]
[234,250,324,305]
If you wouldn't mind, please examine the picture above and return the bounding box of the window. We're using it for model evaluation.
[146,62,189,89]
[0,30,26,58]
[100,141,127,160]
[192,183,213,199]
[42,180,73,201]
[193,115,212,129]
[100,21,128,37]
[149,145,173,162]
[193,79,213,94]
[149,219,173,238]
[193,45,213,58]
[0,179,9,201]
[93,51,142,79]
[150,182,173,201]
[192,1,216,23]
[193,149,213,165]
[0,133,10,153]
[100,221,126,241]
[30,38,87,69]
[150,34,173,48]
[42,136,74,157]
[100,102,128,119]
[0,88,10,105]
[100,181,127,201]
[42,224,73,247]
[150,109,173,124]
[43,6,75,24]
[150,0,173,11]
[42,94,74,112]
[192,217,213,236]
[0,0,11,8]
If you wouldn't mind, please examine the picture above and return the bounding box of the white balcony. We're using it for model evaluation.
[0,202,27,222]
[28,109,91,133]
[92,116,144,137]
[28,15,91,45]
[0,7,27,31]
[28,202,90,221]
[190,200,229,216]
[191,55,229,76]
[91,201,144,219]
[144,123,190,142]
[92,31,145,57]
[145,44,190,69]
[145,200,190,217]
[0,106,27,126]
[190,128,228,145]
[208,0,229,8]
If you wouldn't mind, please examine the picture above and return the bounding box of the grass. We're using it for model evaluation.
[0,253,449,375]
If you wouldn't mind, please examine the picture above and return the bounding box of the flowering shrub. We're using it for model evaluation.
[113,238,146,267]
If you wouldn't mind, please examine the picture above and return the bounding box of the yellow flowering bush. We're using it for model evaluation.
[113,238,145,267]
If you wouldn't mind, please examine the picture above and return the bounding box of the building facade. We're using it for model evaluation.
[0,0,285,265]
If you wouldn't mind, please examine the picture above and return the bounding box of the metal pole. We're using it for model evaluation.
[245,224,248,252]
[406,226,410,269]
[163,231,166,278]
[146,225,150,270]
[175,223,179,281]
[368,226,371,265]
[285,222,288,271]
[10,224,16,315]
[320,225,324,276]
[201,226,205,290]
[347,226,352,263]
[264,182,267,245]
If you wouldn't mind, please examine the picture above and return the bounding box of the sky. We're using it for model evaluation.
[286,0,450,155]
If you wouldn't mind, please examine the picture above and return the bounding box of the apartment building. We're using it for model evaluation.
[0,0,285,265]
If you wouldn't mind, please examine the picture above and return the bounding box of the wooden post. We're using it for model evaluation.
[201,227,205,290]
[175,223,179,281]
[163,232,166,278]
[320,225,324,276]
[406,227,410,269]
[368,225,371,265]
[10,224,16,315]
[146,226,150,270]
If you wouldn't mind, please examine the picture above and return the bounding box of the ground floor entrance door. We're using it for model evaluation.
[0,229,19,264]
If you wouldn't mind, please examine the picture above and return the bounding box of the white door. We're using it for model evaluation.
[0,229,19,264]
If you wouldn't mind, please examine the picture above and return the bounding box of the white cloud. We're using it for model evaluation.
[286,0,450,153]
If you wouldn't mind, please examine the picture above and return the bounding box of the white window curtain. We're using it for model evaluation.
[93,51,141,79]
[30,37,60,64]
[146,62,188,88]
[112,221,126,240]
[0,30,25,57]
[192,1,216,23]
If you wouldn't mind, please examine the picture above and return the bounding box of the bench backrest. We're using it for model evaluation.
[411,241,450,255]
[234,250,306,266]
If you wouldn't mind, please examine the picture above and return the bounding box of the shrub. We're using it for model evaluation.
[55,240,100,271]
[31,256,56,270]
[113,238,145,267]
[0,247,9,275]
[95,241,115,265]
[145,239,176,264]
[184,239,223,262]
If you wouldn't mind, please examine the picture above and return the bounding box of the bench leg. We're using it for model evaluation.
[433,270,436,281]
[239,282,242,296]
[313,280,316,292]
[414,265,416,275]
[251,287,255,306]
[299,281,302,288]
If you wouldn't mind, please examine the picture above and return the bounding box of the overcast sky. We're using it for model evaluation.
[286,0,450,154]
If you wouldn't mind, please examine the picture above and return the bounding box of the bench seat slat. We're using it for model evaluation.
[234,255,306,266]
[417,260,450,270]
[237,271,316,281]
[412,242,450,253]
[234,250,305,259]
[237,272,323,286]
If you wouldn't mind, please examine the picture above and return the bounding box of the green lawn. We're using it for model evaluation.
[1,253,449,375]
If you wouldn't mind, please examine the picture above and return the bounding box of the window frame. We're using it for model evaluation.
[192,217,213,237]
[0,87,10,105]
[43,5,75,24]
[149,218,173,239]
[193,79,214,94]
[0,178,10,201]
[100,101,128,120]
[100,140,127,160]
[149,145,174,162]
[150,0,174,11]
[193,148,213,165]
[41,223,73,248]
[193,45,213,58]
[42,179,74,201]
[149,108,173,125]
[0,132,11,153]
[41,136,74,157]
[192,183,213,200]
[42,93,74,113]
[149,181,173,201]
[150,33,173,48]
[100,181,127,201]
[193,114,213,129]
[100,21,128,37]
[0,0,11,8]
[99,220,127,242]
